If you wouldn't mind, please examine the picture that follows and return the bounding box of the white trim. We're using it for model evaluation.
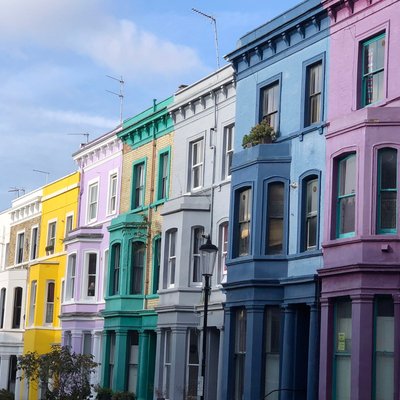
[44,280,55,326]
[14,229,25,265]
[86,178,100,224]
[82,250,99,301]
[29,225,39,261]
[64,212,74,239]
[41,183,79,202]
[46,218,58,255]
[64,252,78,303]
[106,169,119,217]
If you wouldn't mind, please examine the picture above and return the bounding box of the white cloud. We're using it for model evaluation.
[0,0,208,81]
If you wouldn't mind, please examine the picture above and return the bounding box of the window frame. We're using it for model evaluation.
[107,170,119,216]
[46,219,57,255]
[218,221,229,285]
[15,230,25,264]
[222,124,235,180]
[332,299,352,400]
[28,280,37,326]
[164,229,177,289]
[373,296,394,400]
[186,328,200,399]
[234,186,252,258]
[130,241,145,295]
[64,213,74,237]
[87,180,99,224]
[44,280,55,325]
[376,147,397,234]
[360,32,386,108]
[30,225,39,261]
[265,180,288,256]
[0,288,6,329]
[110,243,121,296]
[131,158,147,210]
[152,236,161,295]
[188,137,205,191]
[302,53,325,128]
[257,74,282,133]
[156,147,171,202]
[11,286,22,329]
[190,226,204,286]
[234,308,247,400]
[65,253,77,302]
[84,251,98,300]
[336,153,357,239]
[299,171,321,252]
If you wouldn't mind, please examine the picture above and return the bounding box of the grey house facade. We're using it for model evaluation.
[153,65,235,400]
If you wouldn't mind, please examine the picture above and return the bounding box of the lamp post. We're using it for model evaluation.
[199,235,218,400]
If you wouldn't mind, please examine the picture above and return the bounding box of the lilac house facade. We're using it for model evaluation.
[318,0,400,399]
[61,126,122,385]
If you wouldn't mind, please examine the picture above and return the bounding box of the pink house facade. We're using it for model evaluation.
[319,0,400,399]
[60,126,122,386]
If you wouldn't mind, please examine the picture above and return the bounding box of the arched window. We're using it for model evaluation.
[377,148,397,233]
[110,243,121,295]
[0,288,6,329]
[12,287,22,329]
[236,188,252,257]
[336,154,356,238]
[131,242,145,294]
[266,182,285,254]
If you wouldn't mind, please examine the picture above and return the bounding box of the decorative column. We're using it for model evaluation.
[307,303,319,400]
[92,331,102,386]
[318,298,332,400]
[170,327,187,400]
[101,331,112,388]
[216,326,224,400]
[393,294,400,400]
[71,330,82,354]
[220,307,234,400]
[243,305,264,400]
[137,330,150,400]
[350,294,374,400]
[281,305,295,400]
[0,355,10,389]
[113,329,129,391]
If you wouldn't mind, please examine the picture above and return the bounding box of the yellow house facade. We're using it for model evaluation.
[22,172,79,399]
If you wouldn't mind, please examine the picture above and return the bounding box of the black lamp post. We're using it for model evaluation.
[199,235,218,400]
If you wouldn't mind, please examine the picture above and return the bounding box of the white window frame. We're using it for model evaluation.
[107,170,119,216]
[186,328,200,398]
[189,138,204,191]
[46,219,57,255]
[64,212,74,237]
[223,124,234,180]
[163,329,172,398]
[29,225,39,261]
[15,230,25,265]
[83,251,98,300]
[218,221,229,285]
[87,180,99,224]
[190,226,204,286]
[65,253,77,302]
[165,230,177,289]
[44,280,55,325]
[29,280,37,326]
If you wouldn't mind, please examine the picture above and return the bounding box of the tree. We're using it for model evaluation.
[18,344,98,400]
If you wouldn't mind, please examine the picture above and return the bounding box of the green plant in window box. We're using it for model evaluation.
[241,119,276,149]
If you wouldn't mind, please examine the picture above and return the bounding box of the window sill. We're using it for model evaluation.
[130,205,148,213]
[150,198,167,208]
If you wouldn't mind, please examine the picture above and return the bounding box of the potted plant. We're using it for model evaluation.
[242,119,276,148]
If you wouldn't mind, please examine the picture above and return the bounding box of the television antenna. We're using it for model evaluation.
[106,75,124,124]
[192,8,220,69]
[33,169,50,184]
[8,187,25,198]
[67,133,90,145]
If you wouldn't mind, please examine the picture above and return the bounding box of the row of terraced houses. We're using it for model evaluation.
[1,0,400,399]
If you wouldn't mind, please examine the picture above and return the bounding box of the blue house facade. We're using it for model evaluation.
[222,1,329,399]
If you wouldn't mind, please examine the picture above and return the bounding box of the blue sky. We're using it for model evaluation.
[0,0,301,211]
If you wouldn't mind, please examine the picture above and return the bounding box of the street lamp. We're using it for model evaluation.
[199,235,218,400]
